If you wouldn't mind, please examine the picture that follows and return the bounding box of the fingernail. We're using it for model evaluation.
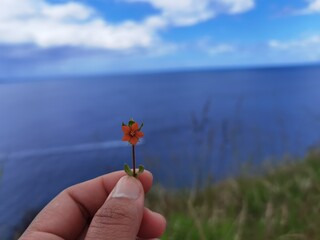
[111,176,141,200]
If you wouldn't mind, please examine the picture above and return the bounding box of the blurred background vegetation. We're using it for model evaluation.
[147,148,320,240]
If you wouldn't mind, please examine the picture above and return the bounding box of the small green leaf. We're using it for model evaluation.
[122,122,127,126]
[138,165,145,174]
[128,119,135,126]
[139,122,144,131]
[124,164,133,176]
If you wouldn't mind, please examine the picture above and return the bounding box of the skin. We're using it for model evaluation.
[20,170,166,240]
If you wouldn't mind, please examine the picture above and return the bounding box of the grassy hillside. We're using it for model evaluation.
[146,148,320,240]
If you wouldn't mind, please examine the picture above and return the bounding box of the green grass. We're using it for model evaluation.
[146,149,320,240]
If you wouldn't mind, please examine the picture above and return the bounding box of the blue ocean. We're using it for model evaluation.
[1,65,320,238]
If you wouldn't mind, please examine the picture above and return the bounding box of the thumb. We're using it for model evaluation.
[85,176,144,240]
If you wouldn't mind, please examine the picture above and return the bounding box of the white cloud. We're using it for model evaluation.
[206,44,235,55]
[126,0,214,26]
[296,0,320,14]
[219,0,255,14]
[196,38,235,55]
[0,0,255,51]
[269,35,320,60]
[41,2,94,21]
[0,0,160,50]
[269,36,320,50]
[125,0,255,26]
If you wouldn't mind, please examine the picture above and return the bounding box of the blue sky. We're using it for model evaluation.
[0,0,320,77]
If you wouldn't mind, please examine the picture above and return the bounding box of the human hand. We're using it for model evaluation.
[20,170,166,240]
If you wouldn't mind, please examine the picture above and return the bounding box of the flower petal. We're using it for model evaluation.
[135,131,144,138]
[122,135,131,141]
[122,126,130,134]
[131,122,139,131]
[130,137,139,145]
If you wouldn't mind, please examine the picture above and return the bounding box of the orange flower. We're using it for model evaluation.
[122,122,144,145]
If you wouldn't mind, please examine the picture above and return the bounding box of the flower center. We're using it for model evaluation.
[130,131,135,137]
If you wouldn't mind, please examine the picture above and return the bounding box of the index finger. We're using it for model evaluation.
[21,170,153,240]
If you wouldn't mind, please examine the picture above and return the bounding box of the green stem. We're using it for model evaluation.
[132,145,136,177]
